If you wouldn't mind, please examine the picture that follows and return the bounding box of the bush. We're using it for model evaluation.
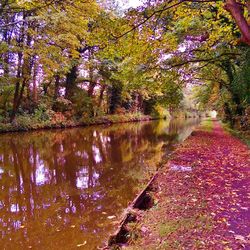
[14,114,34,130]
[34,103,50,121]
[71,88,93,118]
[53,97,73,113]
[150,104,171,119]
[0,115,4,123]
[50,112,67,125]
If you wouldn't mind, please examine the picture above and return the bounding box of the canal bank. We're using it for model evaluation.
[0,113,154,133]
[108,119,250,249]
[0,110,202,134]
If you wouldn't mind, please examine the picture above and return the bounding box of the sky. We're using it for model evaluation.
[119,0,142,9]
[127,0,142,8]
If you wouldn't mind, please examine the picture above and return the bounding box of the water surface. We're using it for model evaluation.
[0,119,199,249]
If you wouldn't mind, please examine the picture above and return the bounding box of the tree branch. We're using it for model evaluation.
[111,1,185,40]
[224,0,250,45]
[163,52,240,70]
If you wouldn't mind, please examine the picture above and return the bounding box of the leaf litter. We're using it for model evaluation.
[126,120,250,249]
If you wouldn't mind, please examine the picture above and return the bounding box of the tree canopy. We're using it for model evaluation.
[0,0,249,129]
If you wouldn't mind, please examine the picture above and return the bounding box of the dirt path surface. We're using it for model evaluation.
[126,120,250,250]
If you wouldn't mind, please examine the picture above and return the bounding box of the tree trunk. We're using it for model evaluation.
[11,51,22,121]
[98,84,106,107]
[88,83,96,96]
[11,13,32,121]
[224,102,234,126]
[12,81,20,121]
[87,54,96,97]
[54,75,60,100]
[65,64,78,99]
[224,0,250,45]
[109,82,122,114]
[32,59,38,103]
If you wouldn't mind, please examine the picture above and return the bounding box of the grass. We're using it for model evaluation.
[201,119,213,131]
[222,122,250,148]
[158,221,179,237]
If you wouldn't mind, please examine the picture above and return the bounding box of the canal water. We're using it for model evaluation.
[0,118,199,249]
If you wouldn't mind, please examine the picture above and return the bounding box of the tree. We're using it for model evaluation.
[224,0,250,45]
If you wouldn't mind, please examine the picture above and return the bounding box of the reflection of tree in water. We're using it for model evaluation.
[161,118,200,150]
[0,119,199,249]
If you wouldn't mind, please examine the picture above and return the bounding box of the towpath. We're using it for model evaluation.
[127,120,250,249]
